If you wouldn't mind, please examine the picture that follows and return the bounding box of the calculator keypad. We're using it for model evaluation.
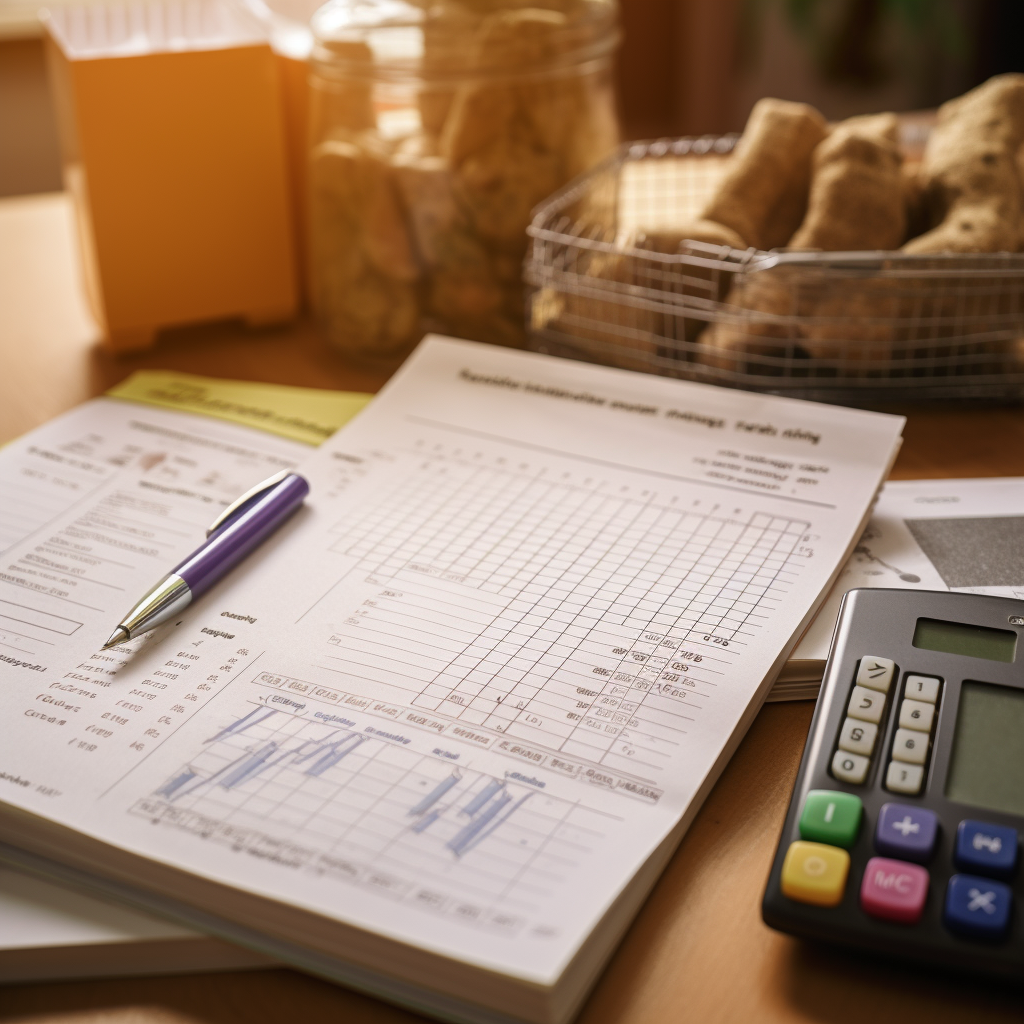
[830,656,897,786]
[781,787,1019,943]
[886,673,942,795]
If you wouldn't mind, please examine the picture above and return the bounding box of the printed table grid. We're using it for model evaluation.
[328,450,809,774]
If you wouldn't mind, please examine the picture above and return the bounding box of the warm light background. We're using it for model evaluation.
[3,0,1024,198]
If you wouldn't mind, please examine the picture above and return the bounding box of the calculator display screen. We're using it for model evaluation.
[946,681,1024,817]
[912,617,1016,663]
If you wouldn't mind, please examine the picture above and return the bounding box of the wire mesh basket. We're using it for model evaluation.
[525,137,1024,405]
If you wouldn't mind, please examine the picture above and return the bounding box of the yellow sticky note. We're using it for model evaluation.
[107,371,372,446]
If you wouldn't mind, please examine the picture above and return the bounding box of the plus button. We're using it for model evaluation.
[892,815,920,838]
[875,804,938,863]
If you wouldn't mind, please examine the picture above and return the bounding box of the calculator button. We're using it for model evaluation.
[898,699,935,733]
[799,790,863,848]
[847,686,885,724]
[891,728,928,765]
[954,820,1018,880]
[837,717,877,757]
[875,803,938,862]
[885,761,924,795]
[904,674,940,703]
[831,749,870,785]
[944,874,1012,941]
[860,857,929,924]
[781,841,850,907]
[856,657,895,693]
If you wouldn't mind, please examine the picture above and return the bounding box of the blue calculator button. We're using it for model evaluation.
[954,820,1018,879]
[944,874,1012,941]
[875,803,938,863]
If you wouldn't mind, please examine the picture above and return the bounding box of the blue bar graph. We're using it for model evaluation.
[220,742,281,789]
[155,768,197,799]
[462,779,504,816]
[154,703,542,866]
[411,809,442,833]
[408,771,461,816]
[306,735,365,776]
[206,706,278,744]
[449,792,513,856]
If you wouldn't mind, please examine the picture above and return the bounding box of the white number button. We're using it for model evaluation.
[899,698,935,733]
[847,685,885,723]
[892,727,928,764]
[832,749,870,784]
[838,717,878,756]
[886,761,924,795]
[904,674,940,703]
[856,656,895,693]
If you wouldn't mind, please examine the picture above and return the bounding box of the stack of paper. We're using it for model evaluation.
[776,475,1024,700]
[0,370,369,981]
[0,338,902,1020]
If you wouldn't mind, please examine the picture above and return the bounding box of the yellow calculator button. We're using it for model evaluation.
[780,841,850,907]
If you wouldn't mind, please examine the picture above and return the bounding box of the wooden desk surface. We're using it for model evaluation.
[2,193,1024,1024]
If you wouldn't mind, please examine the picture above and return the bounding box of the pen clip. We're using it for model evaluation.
[206,470,291,537]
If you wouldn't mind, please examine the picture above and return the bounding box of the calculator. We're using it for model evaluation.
[763,588,1024,977]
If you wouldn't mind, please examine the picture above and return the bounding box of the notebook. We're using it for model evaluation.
[0,337,903,1020]
[0,369,369,981]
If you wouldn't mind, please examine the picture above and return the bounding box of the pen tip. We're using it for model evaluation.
[101,627,130,651]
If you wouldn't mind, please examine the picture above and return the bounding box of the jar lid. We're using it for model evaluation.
[310,0,619,80]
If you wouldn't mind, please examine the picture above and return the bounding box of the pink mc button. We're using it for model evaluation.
[860,856,929,924]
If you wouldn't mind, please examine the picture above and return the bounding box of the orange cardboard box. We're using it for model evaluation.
[45,1,298,352]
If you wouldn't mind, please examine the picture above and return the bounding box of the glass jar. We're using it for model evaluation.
[308,0,620,369]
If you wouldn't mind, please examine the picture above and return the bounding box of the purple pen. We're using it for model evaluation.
[101,471,310,649]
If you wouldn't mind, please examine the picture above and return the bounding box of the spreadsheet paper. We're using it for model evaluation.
[0,338,903,988]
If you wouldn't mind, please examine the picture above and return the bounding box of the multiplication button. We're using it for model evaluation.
[945,874,1012,941]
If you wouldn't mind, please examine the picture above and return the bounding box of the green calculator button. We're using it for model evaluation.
[799,790,863,848]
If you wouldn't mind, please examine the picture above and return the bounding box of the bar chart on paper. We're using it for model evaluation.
[134,705,615,925]
[309,441,813,779]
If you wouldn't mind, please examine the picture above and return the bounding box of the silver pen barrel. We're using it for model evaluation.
[102,574,192,649]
